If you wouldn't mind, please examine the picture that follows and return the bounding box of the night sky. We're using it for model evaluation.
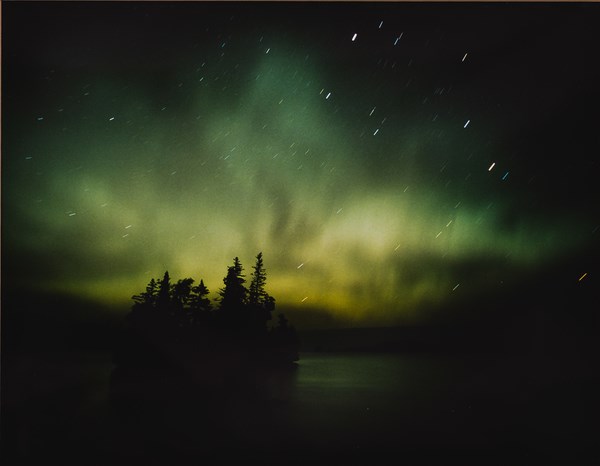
[3,2,599,327]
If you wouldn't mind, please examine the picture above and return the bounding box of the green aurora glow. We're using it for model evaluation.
[3,3,598,326]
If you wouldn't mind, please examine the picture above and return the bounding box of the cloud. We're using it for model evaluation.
[3,37,593,325]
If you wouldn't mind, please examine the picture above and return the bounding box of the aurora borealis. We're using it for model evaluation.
[3,2,599,327]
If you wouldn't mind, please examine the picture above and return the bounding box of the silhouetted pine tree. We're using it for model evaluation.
[132,278,158,309]
[248,252,275,331]
[248,253,266,306]
[157,271,172,313]
[190,279,212,325]
[119,273,173,369]
[218,257,247,327]
[172,278,195,325]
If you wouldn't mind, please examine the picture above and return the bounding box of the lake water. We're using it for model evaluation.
[263,353,516,462]
[4,351,595,464]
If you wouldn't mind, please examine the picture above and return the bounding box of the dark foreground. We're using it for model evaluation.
[2,345,597,465]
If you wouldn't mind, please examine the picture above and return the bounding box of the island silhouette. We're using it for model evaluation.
[110,253,299,409]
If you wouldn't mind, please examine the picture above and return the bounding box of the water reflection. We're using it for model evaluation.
[6,351,595,464]
[108,352,492,463]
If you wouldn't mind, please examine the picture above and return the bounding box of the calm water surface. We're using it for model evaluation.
[283,353,493,453]
[7,351,593,464]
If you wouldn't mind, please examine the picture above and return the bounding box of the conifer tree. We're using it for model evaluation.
[190,279,212,324]
[248,252,275,329]
[132,277,158,308]
[172,278,194,308]
[157,271,172,313]
[191,279,211,310]
[218,257,247,312]
[248,252,267,306]
[172,278,195,325]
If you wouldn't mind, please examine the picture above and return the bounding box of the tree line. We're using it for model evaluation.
[124,252,299,366]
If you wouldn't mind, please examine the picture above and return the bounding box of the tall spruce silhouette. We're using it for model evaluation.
[157,271,171,313]
[218,257,247,328]
[132,277,158,308]
[190,279,212,325]
[248,252,275,332]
